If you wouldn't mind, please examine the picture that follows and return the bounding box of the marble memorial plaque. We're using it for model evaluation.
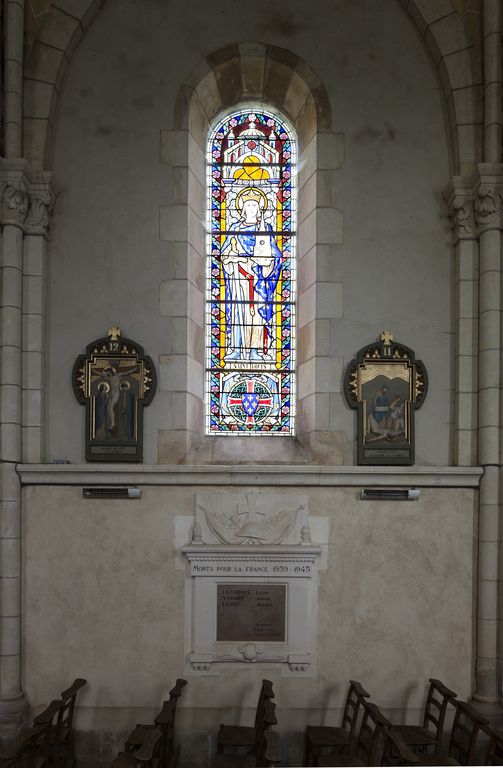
[217,584,286,642]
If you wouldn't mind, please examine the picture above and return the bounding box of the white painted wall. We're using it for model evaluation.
[23,483,475,764]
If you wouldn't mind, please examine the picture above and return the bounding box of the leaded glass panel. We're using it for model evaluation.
[205,108,296,434]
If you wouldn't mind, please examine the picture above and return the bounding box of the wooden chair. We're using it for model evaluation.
[305,680,370,765]
[317,701,391,767]
[125,678,187,767]
[0,726,50,768]
[53,678,87,768]
[113,729,162,768]
[32,679,86,768]
[217,680,275,754]
[389,678,457,755]
[397,700,489,766]
[212,701,280,768]
[381,727,421,765]
[483,724,503,765]
[32,700,65,768]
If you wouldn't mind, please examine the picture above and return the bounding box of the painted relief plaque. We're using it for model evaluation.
[344,332,428,465]
[217,584,286,642]
[72,326,157,462]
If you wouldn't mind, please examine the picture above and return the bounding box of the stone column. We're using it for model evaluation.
[0,166,54,733]
[0,172,29,731]
[446,183,478,466]
[447,169,503,704]
[473,174,502,703]
[22,181,54,463]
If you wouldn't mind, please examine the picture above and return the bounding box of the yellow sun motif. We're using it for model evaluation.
[233,155,270,181]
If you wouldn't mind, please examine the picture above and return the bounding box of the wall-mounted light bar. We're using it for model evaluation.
[82,487,141,499]
[360,488,420,501]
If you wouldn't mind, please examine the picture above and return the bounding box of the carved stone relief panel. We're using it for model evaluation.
[194,492,309,546]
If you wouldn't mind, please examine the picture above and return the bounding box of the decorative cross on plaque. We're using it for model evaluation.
[72,327,157,462]
[343,332,428,465]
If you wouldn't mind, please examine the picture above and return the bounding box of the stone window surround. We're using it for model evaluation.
[158,42,345,465]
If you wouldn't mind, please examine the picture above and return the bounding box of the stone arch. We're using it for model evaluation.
[22,0,104,170]
[174,42,331,148]
[400,0,481,174]
[22,1,479,175]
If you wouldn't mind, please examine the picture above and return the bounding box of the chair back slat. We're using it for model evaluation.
[447,700,488,765]
[254,680,275,731]
[254,701,278,767]
[422,678,457,751]
[354,702,391,766]
[341,680,370,740]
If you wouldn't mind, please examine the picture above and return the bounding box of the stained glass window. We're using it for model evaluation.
[205,108,296,435]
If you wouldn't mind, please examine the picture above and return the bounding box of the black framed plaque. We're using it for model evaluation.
[217,584,286,642]
[344,331,428,465]
[72,326,157,462]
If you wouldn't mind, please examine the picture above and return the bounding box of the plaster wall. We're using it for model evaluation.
[46,0,452,465]
[23,484,475,764]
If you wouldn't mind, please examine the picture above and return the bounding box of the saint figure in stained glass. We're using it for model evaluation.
[206,109,296,434]
[221,187,282,362]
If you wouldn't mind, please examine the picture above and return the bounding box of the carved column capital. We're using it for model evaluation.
[446,170,503,239]
[25,188,56,237]
[0,164,57,236]
[449,195,475,241]
[445,178,476,243]
[472,165,503,234]
[1,181,29,228]
[474,183,503,233]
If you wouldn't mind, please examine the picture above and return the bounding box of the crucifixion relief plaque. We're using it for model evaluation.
[72,326,157,462]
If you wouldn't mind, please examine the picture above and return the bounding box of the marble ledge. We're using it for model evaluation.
[16,464,483,488]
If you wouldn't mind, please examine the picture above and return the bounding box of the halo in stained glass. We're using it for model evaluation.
[205,107,296,435]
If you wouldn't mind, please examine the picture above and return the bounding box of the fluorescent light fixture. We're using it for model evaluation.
[360,488,420,501]
[82,487,141,499]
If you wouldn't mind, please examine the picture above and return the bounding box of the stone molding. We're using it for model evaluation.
[16,463,483,487]
[0,164,56,237]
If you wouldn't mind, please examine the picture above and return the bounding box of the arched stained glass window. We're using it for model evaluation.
[205,108,296,435]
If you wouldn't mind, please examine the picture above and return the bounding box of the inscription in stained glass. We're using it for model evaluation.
[205,109,296,434]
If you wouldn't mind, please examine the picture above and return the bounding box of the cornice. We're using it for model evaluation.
[16,464,484,488]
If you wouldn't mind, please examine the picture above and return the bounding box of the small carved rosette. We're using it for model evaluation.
[72,327,156,462]
[344,332,428,465]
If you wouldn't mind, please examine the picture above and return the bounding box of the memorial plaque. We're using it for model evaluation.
[217,584,286,642]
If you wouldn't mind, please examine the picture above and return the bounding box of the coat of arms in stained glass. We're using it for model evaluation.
[205,108,296,434]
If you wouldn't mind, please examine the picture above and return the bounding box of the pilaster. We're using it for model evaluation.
[447,164,503,704]
[0,160,55,730]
